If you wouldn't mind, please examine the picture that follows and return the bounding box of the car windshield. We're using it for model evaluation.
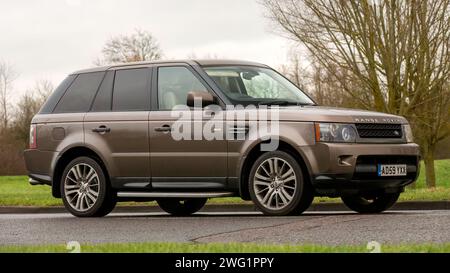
[203,66,315,106]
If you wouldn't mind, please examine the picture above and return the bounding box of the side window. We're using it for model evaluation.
[158,67,208,110]
[91,71,114,112]
[53,72,105,113]
[39,75,76,114]
[112,68,150,111]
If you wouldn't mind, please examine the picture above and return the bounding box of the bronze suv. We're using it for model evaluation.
[24,60,420,217]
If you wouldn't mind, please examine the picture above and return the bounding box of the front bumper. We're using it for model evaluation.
[300,143,420,197]
[313,175,417,197]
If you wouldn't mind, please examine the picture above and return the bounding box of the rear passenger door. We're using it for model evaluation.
[84,67,152,190]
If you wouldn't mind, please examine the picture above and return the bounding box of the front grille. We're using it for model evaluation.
[355,123,403,138]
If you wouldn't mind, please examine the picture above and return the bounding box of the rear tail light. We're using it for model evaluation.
[29,124,37,149]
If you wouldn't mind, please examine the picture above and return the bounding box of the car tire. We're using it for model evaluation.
[248,151,313,216]
[341,192,400,213]
[61,156,116,217]
[157,198,207,216]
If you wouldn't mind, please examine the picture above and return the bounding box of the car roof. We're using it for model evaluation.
[71,59,269,75]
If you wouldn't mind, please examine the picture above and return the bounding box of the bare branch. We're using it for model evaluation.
[97,29,163,65]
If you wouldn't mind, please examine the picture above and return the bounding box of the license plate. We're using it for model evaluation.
[377,164,407,176]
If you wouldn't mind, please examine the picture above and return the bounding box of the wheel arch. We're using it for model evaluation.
[52,146,110,198]
[238,139,313,200]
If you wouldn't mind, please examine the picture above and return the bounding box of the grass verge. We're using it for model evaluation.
[1,242,449,253]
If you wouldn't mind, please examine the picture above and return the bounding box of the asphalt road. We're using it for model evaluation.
[1,210,450,246]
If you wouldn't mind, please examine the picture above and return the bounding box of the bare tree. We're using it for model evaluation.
[279,51,309,89]
[12,80,53,147]
[96,29,163,65]
[31,79,53,104]
[186,52,221,60]
[0,61,17,131]
[281,51,376,108]
[263,0,450,187]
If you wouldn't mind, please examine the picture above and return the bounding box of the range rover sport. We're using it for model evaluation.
[24,60,420,217]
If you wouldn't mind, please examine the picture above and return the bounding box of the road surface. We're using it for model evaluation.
[1,210,449,246]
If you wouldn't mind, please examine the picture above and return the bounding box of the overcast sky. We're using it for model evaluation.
[0,0,293,98]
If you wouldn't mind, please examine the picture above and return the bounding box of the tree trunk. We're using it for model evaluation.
[423,148,436,188]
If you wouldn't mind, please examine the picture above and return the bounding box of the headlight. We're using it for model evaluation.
[315,123,356,143]
[403,124,414,143]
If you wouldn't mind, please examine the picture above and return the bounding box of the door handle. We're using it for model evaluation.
[92,125,111,133]
[154,125,172,132]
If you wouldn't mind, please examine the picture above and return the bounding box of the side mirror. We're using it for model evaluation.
[187,91,215,108]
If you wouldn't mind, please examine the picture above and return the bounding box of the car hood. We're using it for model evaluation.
[261,106,408,124]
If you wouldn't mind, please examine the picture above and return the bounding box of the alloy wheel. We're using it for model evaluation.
[253,157,297,210]
[64,163,100,212]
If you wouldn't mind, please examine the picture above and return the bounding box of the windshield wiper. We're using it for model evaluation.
[258,100,309,106]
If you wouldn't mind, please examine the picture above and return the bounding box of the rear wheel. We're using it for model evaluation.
[61,157,116,217]
[341,192,400,213]
[248,151,313,216]
[157,198,207,216]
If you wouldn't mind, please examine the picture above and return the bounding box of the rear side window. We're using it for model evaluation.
[39,75,76,114]
[91,71,114,112]
[112,68,150,111]
[53,72,105,113]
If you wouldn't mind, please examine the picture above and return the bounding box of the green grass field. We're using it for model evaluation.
[415,159,450,188]
[0,159,448,207]
[1,242,450,253]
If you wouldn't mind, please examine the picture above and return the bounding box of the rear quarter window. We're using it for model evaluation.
[39,75,76,114]
[53,72,105,113]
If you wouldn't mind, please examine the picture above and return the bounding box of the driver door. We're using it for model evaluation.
[149,65,228,190]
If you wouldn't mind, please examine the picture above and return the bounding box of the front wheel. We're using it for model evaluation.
[248,151,314,216]
[157,198,207,216]
[61,157,116,217]
[341,192,400,213]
